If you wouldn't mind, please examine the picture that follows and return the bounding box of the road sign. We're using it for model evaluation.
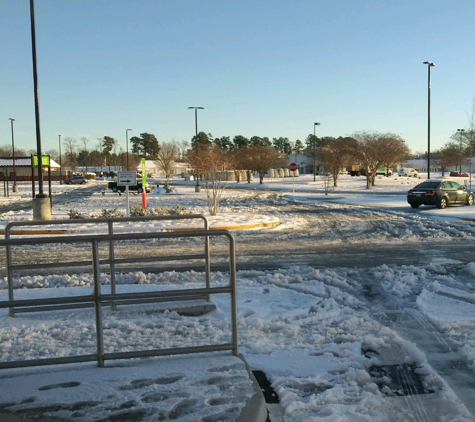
[117,171,137,186]
[289,163,298,172]
[33,155,50,166]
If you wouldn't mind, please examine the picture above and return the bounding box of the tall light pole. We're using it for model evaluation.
[188,106,204,192]
[423,61,435,179]
[58,134,62,184]
[457,128,465,172]
[313,122,321,182]
[126,129,132,170]
[29,0,51,219]
[9,118,17,192]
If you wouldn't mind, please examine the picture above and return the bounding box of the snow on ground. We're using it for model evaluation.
[1,174,475,421]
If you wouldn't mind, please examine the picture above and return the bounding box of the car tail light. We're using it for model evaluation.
[425,190,435,196]
[407,189,413,195]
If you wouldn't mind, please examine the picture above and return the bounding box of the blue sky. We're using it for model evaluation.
[1,0,474,154]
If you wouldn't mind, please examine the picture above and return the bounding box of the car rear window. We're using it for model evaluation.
[414,182,439,189]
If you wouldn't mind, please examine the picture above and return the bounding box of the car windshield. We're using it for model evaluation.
[414,181,439,189]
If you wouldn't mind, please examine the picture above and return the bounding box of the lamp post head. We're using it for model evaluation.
[188,106,204,110]
[9,118,15,122]
[314,122,320,126]
[423,61,436,67]
[457,129,465,132]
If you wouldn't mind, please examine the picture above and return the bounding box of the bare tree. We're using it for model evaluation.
[79,136,90,173]
[463,97,475,176]
[240,146,288,184]
[432,143,464,176]
[179,140,190,161]
[0,145,27,156]
[186,145,234,215]
[45,149,59,161]
[154,142,180,184]
[319,137,357,187]
[63,137,77,172]
[351,131,409,189]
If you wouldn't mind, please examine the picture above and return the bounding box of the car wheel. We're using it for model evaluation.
[437,197,448,209]
[410,204,420,209]
[137,188,143,193]
[466,194,475,206]
[112,187,117,192]
[414,174,418,177]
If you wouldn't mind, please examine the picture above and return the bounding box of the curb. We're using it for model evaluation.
[0,229,68,236]
[236,354,270,422]
[0,221,280,236]
[169,221,280,232]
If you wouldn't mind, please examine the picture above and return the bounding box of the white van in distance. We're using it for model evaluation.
[398,168,418,177]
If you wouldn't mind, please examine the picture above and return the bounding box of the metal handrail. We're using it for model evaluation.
[0,228,237,369]
[4,214,211,312]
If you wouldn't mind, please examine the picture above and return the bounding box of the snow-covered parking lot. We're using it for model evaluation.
[1,174,475,421]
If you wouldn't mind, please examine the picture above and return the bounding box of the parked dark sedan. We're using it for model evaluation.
[407,179,474,209]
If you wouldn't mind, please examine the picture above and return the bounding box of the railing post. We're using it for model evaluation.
[108,219,116,310]
[4,224,15,317]
[5,243,14,317]
[92,240,105,367]
[228,235,238,356]
[204,219,211,302]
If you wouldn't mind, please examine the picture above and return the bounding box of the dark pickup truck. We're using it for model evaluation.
[107,181,151,193]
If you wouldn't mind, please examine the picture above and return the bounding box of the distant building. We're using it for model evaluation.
[133,160,191,177]
[0,156,60,181]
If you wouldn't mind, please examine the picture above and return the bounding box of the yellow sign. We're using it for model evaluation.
[33,156,50,166]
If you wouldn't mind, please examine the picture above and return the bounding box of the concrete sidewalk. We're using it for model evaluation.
[0,298,270,422]
[0,354,269,422]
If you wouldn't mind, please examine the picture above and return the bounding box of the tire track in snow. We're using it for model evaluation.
[396,366,432,422]
[405,309,453,351]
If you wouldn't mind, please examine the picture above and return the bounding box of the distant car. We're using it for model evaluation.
[64,175,86,185]
[398,168,418,177]
[449,171,469,177]
[407,179,474,209]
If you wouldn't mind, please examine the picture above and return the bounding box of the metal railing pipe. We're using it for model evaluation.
[92,239,105,368]
[108,219,116,310]
[0,222,237,370]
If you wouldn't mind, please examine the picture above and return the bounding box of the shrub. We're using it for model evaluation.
[68,208,123,219]
[68,209,83,219]
[130,204,189,217]
[100,208,123,218]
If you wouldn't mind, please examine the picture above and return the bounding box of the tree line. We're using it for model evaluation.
[0,130,411,190]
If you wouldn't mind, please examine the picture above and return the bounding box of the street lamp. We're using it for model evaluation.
[58,134,62,184]
[188,106,204,192]
[457,128,465,172]
[9,118,18,192]
[126,129,132,170]
[313,122,321,182]
[423,60,435,179]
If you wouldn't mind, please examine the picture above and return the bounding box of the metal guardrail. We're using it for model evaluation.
[0,217,238,369]
[3,215,211,314]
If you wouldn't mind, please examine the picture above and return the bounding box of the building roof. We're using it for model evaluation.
[0,156,60,168]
